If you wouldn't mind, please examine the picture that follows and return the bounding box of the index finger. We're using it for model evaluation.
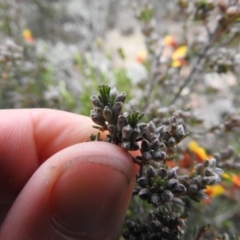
[0,109,100,196]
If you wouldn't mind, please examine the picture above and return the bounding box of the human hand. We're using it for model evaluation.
[0,109,139,240]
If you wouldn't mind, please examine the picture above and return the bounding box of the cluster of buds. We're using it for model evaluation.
[123,206,187,240]
[194,0,215,20]
[214,145,240,170]
[90,85,126,129]
[224,115,240,132]
[175,0,188,9]
[155,106,204,129]
[90,85,225,239]
[208,48,238,73]
[90,85,144,151]
[185,158,223,201]
[90,86,187,161]
[137,116,187,166]
[135,3,157,56]
[0,39,23,64]
[136,166,186,207]
[217,0,240,17]
[125,159,223,239]
[0,39,23,82]
[217,1,240,34]
[177,0,215,21]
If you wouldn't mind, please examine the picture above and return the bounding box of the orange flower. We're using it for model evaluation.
[166,160,176,168]
[231,175,240,187]
[22,29,34,43]
[188,141,211,162]
[221,172,240,188]
[179,152,193,168]
[179,141,213,169]
[135,49,147,63]
[163,35,178,48]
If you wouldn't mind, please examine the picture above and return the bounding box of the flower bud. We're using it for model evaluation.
[142,151,152,161]
[110,87,119,99]
[94,107,103,118]
[226,6,240,17]
[138,122,147,131]
[107,125,118,139]
[194,190,208,201]
[122,124,133,140]
[138,177,150,188]
[171,115,178,122]
[141,139,151,152]
[168,137,176,147]
[175,124,186,142]
[155,126,165,135]
[152,151,166,161]
[226,146,235,158]
[142,127,151,140]
[161,227,170,237]
[208,158,217,167]
[168,168,178,179]
[117,115,128,131]
[161,189,174,202]
[139,188,152,201]
[188,184,198,193]
[90,112,106,126]
[157,168,168,178]
[130,127,141,142]
[204,168,215,176]
[146,165,158,179]
[115,92,126,103]
[103,106,112,122]
[151,193,161,206]
[112,102,123,116]
[150,138,161,151]
[172,184,186,194]
[202,176,221,185]
[90,95,101,107]
[147,121,156,132]
[150,220,162,232]
[126,220,136,232]
[177,218,186,229]
[170,123,178,132]
[166,179,179,190]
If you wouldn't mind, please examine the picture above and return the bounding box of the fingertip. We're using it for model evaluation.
[0,142,138,240]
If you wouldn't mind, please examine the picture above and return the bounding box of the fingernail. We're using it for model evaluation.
[50,155,131,240]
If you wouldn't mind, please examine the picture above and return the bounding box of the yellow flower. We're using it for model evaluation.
[135,49,147,63]
[188,141,210,161]
[221,172,232,180]
[163,35,177,48]
[22,29,34,43]
[172,46,187,60]
[205,184,225,197]
[171,45,187,67]
[171,59,184,68]
[221,172,240,187]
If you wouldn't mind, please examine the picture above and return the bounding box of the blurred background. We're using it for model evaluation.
[0,0,169,113]
[1,0,240,239]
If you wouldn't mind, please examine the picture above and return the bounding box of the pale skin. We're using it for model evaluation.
[0,109,139,240]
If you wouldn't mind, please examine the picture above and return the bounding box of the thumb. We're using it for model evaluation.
[0,142,138,240]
